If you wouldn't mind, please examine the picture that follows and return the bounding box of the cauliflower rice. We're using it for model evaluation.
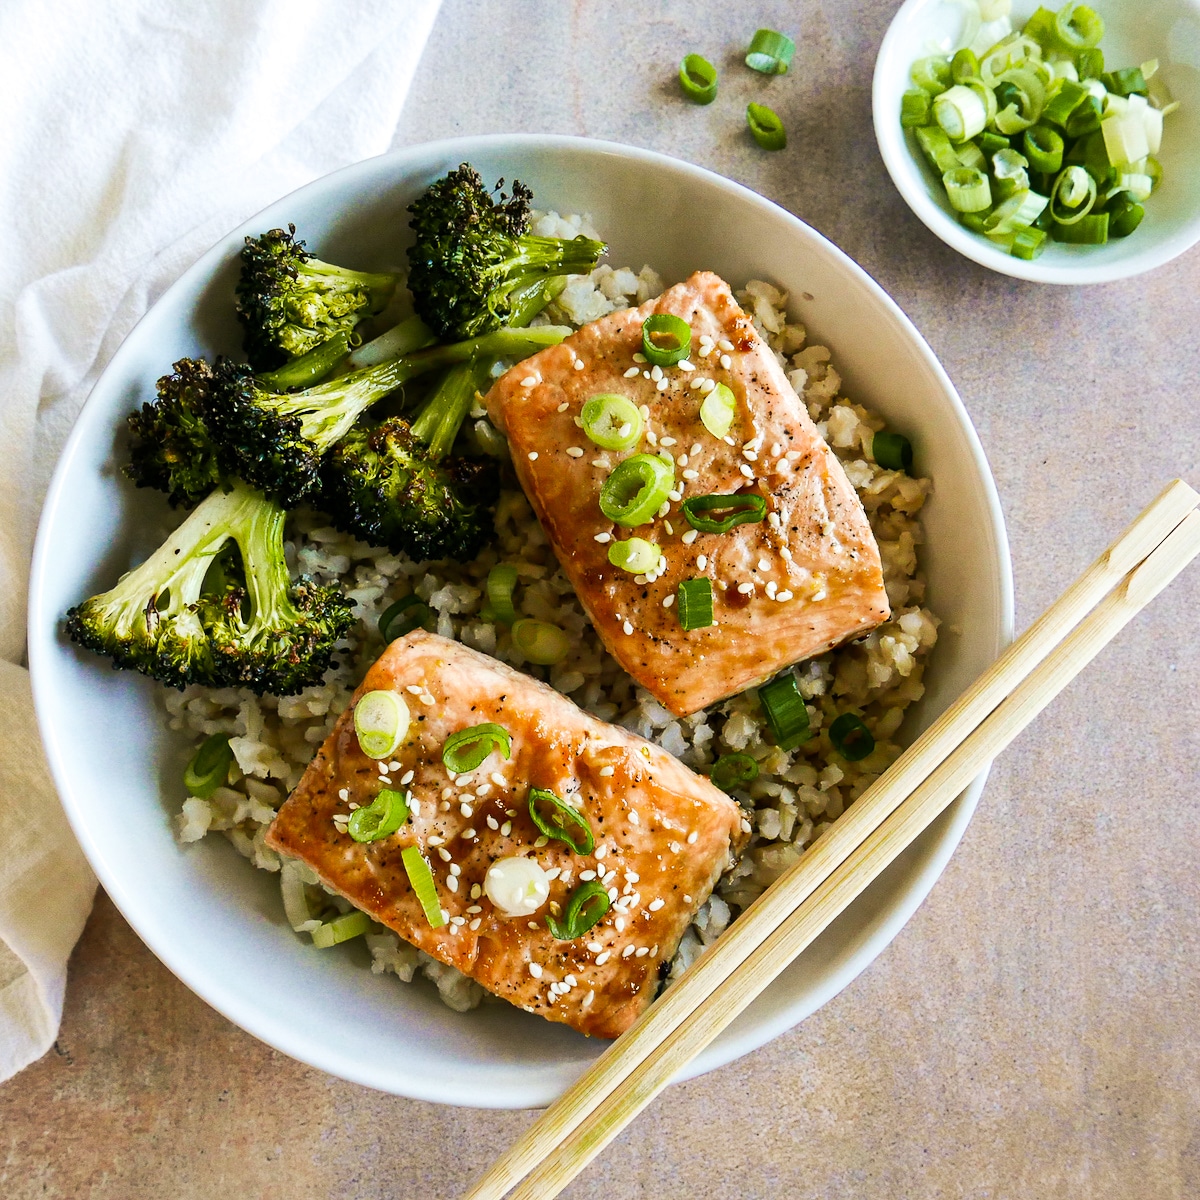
[167,213,938,1015]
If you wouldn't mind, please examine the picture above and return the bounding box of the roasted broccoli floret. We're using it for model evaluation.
[66,483,355,695]
[235,225,399,371]
[407,163,605,339]
[318,358,500,562]
[206,324,570,509]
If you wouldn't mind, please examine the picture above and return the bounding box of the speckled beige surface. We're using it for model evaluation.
[4,2,1199,1196]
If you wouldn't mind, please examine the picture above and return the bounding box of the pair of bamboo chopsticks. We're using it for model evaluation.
[464,478,1200,1200]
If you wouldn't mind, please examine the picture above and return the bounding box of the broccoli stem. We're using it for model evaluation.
[409,359,493,461]
[257,331,351,392]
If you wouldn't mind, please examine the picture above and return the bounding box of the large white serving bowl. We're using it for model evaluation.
[28,135,1013,1109]
[874,0,1200,283]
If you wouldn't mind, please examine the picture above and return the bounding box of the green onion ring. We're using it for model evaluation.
[745,28,795,75]
[528,787,595,855]
[679,53,718,103]
[872,431,913,474]
[699,382,737,438]
[511,618,570,666]
[354,689,411,760]
[545,880,611,940]
[442,723,512,774]
[401,845,445,928]
[1107,194,1144,238]
[582,393,643,450]
[1053,3,1105,51]
[758,674,811,750]
[378,594,437,642]
[311,910,372,948]
[942,166,992,213]
[640,313,691,366]
[485,564,519,625]
[710,752,759,792]
[1051,211,1109,243]
[183,732,234,799]
[951,48,980,84]
[676,577,714,631]
[599,453,675,525]
[348,787,410,843]
[1050,164,1097,224]
[746,102,787,151]
[681,491,767,534]
[828,713,876,762]
[900,90,932,128]
[607,537,662,575]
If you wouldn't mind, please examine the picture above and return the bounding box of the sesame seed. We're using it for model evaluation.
[580,869,597,881]
[557,401,569,413]
[521,376,537,387]
[583,990,595,1007]
[467,905,482,914]
[602,869,617,885]
[587,941,603,953]
[634,574,647,586]
[469,917,482,931]
[678,360,694,372]
[718,354,731,369]
[615,916,627,932]
[682,529,698,545]
[689,377,704,390]
[573,359,586,371]
[338,788,350,800]
[471,884,482,899]
[399,769,414,786]
[623,621,634,635]
[608,886,619,901]
[646,430,658,446]
[490,772,506,786]
[597,530,616,544]
[777,590,794,601]
[565,974,578,988]
[642,370,651,380]
[768,512,781,530]
[591,458,608,469]
[529,962,544,978]
[447,876,459,892]
[625,871,640,883]
[660,436,677,447]
[701,345,715,358]
[500,820,512,836]
[450,863,461,876]
[528,451,539,461]
[628,810,640,826]
[377,776,390,787]
[438,800,450,812]
[664,520,674,535]
[622,945,636,958]
[757,557,771,572]
[650,365,664,382]
[574,415,584,427]
[528,921,539,930]
[486,815,499,830]
[462,827,476,839]
[663,595,675,608]
[595,844,608,860]
[682,468,699,481]
[743,449,758,462]
[668,489,682,502]
[566,446,584,457]
[624,366,640,378]
[766,581,778,597]
[595,950,611,965]
[438,847,452,862]
[428,835,444,846]
[691,443,701,455]
[639,404,651,418]
[633,352,647,363]
[781,547,793,561]
[657,501,670,518]
[406,684,422,694]
[718,338,734,352]
[545,867,561,882]
[599,765,615,778]
[656,378,668,392]
[635,947,650,957]
[737,582,754,595]
[534,835,549,848]
[700,379,716,394]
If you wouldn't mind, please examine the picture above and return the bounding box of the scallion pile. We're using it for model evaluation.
[900,1,1177,257]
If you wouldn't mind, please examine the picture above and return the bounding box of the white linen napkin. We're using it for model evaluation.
[0,0,442,1081]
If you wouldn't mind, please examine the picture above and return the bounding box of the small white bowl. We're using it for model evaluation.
[28,135,1012,1108]
[874,0,1200,283]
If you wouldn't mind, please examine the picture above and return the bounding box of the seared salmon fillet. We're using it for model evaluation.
[265,631,749,1039]
[485,271,890,717]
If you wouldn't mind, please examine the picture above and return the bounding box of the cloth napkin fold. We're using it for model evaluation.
[0,0,442,1082]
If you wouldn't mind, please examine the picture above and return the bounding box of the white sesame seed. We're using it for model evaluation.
[723,434,736,446]
[739,465,754,480]
[521,376,537,387]
[528,921,539,930]
[573,359,586,371]
[583,990,595,1007]
[500,820,511,836]
[639,404,651,418]
[587,941,603,953]
[678,360,694,372]
[660,436,677,447]
[490,772,506,787]
[427,835,444,846]
[595,844,608,860]
[462,827,476,839]
[471,884,482,899]
[781,547,793,561]
[451,915,465,927]
[623,620,634,636]
[529,962,544,978]
[527,451,539,461]
[602,870,617,885]
[657,501,670,518]
[668,489,682,502]
[743,449,758,462]
[450,863,461,876]
[565,974,578,987]
[682,529,698,545]
[664,520,674,535]
[580,869,597,881]
[737,582,754,595]
[700,379,716,394]
[690,443,701,455]
[634,574,647,586]
[642,370,651,380]
[406,684,422,694]
[438,800,450,812]
[718,354,731,370]
[646,430,658,445]
[599,765,615,778]
[623,366,640,378]
[701,345,715,358]
[625,871,640,883]
[767,512,782,530]
[683,894,692,903]
[574,415,584,427]
[689,377,704,390]
[608,886,619,901]
[766,581,778,597]
[399,769,414,786]
[595,950,611,965]
[656,378,668,392]
[615,916,627,932]
[650,365,663,382]
[591,458,608,469]
[347,802,360,811]
[633,352,647,363]
[486,815,499,830]
[663,594,675,608]
[338,788,350,801]
[757,557,771,572]
[628,810,640,826]
[438,847,452,862]
[557,401,569,413]
[534,835,549,848]
[447,875,459,893]
[635,947,650,957]
[622,945,636,959]
[566,446,584,458]
[718,338,734,352]
[469,917,482,931]
[777,590,794,601]
[467,905,482,914]
[681,468,699,481]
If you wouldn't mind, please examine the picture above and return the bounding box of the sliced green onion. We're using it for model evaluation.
[985,188,1049,234]
[1022,6,1059,48]
[1143,155,1163,193]
[955,139,986,172]
[1051,211,1109,242]
[599,453,675,525]
[959,211,992,235]
[978,131,1011,155]
[183,733,234,799]
[933,85,989,141]
[1010,226,1048,259]
[680,491,767,533]
[528,787,594,855]
[1023,124,1064,173]
[758,674,811,750]
[354,689,411,760]
[677,577,714,631]
[679,53,718,104]
[911,55,952,94]
[608,537,662,575]
[828,713,876,762]
[545,880,610,940]
[1050,164,1098,222]
[699,382,737,438]
[746,102,787,151]
[442,723,512,774]
[977,0,1012,19]
[710,752,759,792]
[951,48,980,84]
[1101,108,1150,167]
[641,313,691,366]
[311,909,372,948]
[511,618,570,666]
[872,431,913,473]
[401,845,445,928]
[258,331,351,391]
[915,126,962,174]
[1065,94,1102,137]
[379,594,436,642]
[745,28,795,75]
[582,393,643,450]
[486,564,519,625]
[943,166,992,213]
[348,787,409,843]
[1053,4,1104,51]
[1076,47,1104,80]
[991,147,1030,200]
[1041,78,1088,127]
[1107,193,1145,238]
[900,90,933,127]
[1101,66,1147,98]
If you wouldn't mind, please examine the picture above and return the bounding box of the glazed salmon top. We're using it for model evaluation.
[266,632,749,1039]
[485,271,890,717]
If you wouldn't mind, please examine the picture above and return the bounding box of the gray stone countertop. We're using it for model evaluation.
[4,2,1198,1196]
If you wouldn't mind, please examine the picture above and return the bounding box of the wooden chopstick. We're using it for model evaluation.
[465,479,1200,1200]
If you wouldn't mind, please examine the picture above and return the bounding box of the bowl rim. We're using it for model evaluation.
[872,0,1200,285]
[28,132,1015,1105]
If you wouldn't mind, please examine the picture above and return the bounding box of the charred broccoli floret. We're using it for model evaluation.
[65,483,355,695]
[206,324,570,509]
[235,225,399,371]
[407,163,605,339]
[318,358,500,562]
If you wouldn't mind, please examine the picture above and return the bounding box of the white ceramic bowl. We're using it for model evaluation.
[28,135,1013,1109]
[873,0,1200,283]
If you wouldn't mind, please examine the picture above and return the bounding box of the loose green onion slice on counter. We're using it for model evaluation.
[710,752,759,792]
[758,674,811,750]
[911,55,952,94]
[608,537,663,575]
[442,723,512,774]
[183,733,234,799]
[746,103,787,150]
[348,787,409,843]
[745,28,795,75]
[528,787,595,855]
[679,53,718,104]
[676,577,714,631]
[828,713,876,762]
[545,880,610,940]
[354,689,410,760]
[872,431,913,473]
[943,166,992,213]
[378,594,436,642]
[699,382,737,438]
[310,910,373,949]
[640,313,691,366]
[680,491,766,533]
[934,84,989,141]
[401,845,445,928]
[582,393,643,450]
[1053,3,1104,50]
[900,90,932,127]
[1107,193,1144,238]
[485,564,519,625]
[511,618,570,666]
[599,453,675,525]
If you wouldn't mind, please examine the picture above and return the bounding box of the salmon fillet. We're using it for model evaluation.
[265,631,749,1039]
[485,271,890,717]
